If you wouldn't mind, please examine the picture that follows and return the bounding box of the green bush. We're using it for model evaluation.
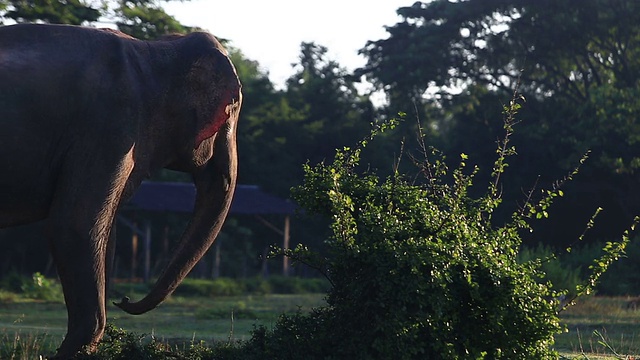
[243,310,332,360]
[21,272,63,301]
[0,272,63,302]
[174,278,246,297]
[263,276,298,294]
[242,277,272,295]
[254,101,633,359]
[170,276,329,297]
[73,325,245,360]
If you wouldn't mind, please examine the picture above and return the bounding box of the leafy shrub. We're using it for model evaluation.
[0,272,63,302]
[256,99,633,359]
[170,276,329,298]
[243,310,332,360]
[255,276,329,294]
[263,276,301,294]
[75,325,173,360]
[174,278,246,297]
[295,277,331,293]
[21,272,63,302]
[242,277,272,295]
[74,325,245,360]
[265,276,330,294]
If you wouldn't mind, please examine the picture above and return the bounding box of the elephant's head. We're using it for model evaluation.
[115,33,242,315]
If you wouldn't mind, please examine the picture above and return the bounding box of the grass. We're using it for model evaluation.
[3,293,640,358]
[0,293,327,358]
[111,293,326,342]
[556,296,640,358]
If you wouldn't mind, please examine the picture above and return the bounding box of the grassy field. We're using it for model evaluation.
[0,293,326,357]
[2,294,640,358]
[556,296,640,358]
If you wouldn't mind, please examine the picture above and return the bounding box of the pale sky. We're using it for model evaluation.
[162,1,410,89]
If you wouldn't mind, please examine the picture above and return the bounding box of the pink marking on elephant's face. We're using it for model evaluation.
[195,91,234,148]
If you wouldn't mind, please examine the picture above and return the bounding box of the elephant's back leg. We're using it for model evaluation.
[46,144,135,358]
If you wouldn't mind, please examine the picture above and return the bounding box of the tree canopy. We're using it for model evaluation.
[0,0,191,38]
[359,0,640,247]
[1,0,100,24]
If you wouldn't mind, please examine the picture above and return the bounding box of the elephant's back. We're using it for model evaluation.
[0,24,139,73]
[0,24,148,122]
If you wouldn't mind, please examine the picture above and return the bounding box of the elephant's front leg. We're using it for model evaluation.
[48,148,134,359]
[48,218,109,358]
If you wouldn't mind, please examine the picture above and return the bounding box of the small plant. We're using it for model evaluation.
[20,272,63,302]
[0,331,59,360]
[72,324,246,360]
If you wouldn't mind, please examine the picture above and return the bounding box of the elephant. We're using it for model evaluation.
[0,23,242,359]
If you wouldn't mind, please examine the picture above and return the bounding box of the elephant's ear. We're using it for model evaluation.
[195,90,238,148]
[189,51,242,149]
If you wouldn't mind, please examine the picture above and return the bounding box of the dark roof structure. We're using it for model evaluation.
[127,181,298,215]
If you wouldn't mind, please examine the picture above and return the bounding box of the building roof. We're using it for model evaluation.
[127,181,298,215]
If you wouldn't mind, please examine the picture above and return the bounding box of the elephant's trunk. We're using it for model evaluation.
[114,122,237,315]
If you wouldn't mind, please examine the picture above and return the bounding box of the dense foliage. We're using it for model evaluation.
[0,0,193,39]
[359,0,640,248]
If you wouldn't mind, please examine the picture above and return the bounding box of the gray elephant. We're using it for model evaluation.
[0,23,242,359]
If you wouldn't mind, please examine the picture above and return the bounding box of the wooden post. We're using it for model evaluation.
[131,223,138,281]
[162,225,170,264]
[212,241,221,279]
[143,221,151,283]
[283,215,290,276]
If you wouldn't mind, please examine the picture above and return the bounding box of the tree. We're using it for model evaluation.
[0,0,192,39]
[359,0,640,246]
[238,42,374,197]
[0,0,101,25]
[113,0,192,40]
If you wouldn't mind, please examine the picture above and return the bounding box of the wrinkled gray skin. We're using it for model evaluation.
[0,23,242,359]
